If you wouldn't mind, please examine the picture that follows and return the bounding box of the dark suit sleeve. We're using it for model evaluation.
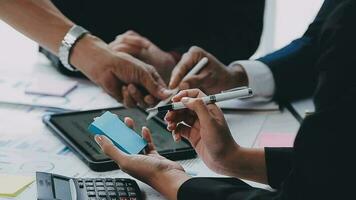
[264,147,293,189]
[257,0,338,101]
[174,0,265,64]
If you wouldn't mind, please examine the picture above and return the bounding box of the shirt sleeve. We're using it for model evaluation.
[229,60,276,101]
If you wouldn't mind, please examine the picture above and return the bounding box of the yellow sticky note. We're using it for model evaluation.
[0,174,35,197]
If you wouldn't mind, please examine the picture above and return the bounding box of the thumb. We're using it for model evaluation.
[95,135,128,163]
[178,72,211,90]
[142,70,172,100]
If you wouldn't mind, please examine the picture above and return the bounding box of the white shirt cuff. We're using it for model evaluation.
[229,60,275,101]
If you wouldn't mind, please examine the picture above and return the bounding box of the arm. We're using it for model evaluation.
[0,0,171,103]
[257,0,338,101]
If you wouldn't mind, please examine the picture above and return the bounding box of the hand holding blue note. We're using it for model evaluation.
[88,111,147,154]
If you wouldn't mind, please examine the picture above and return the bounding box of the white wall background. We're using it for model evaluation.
[254,0,323,58]
[0,0,324,67]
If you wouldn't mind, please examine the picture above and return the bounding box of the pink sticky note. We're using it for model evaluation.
[256,132,296,148]
[25,79,77,97]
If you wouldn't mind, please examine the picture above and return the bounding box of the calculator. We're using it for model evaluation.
[36,172,142,200]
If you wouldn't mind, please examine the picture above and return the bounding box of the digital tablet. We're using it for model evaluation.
[43,107,196,172]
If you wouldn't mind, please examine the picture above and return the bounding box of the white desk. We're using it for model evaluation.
[0,24,300,199]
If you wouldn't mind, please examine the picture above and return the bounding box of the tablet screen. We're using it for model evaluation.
[49,108,192,161]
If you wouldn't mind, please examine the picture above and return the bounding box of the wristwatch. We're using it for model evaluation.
[58,25,89,71]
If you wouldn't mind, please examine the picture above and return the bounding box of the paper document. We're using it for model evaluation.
[0,74,121,111]
[217,99,279,111]
[0,174,35,197]
[25,78,77,97]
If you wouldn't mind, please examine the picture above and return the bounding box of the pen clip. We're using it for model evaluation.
[221,86,249,93]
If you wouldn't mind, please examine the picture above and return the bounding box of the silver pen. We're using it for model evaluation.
[146,87,253,113]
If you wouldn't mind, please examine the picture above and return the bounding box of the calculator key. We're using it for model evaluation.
[86,182,94,186]
[78,183,84,188]
[96,182,104,186]
[126,187,135,192]
[87,191,96,197]
[86,186,95,191]
[105,178,114,182]
[129,198,137,200]
[116,187,125,191]
[108,191,117,196]
[119,198,129,200]
[100,198,108,200]
[116,182,124,187]
[96,186,105,191]
[106,182,114,186]
[98,191,107,197]
[125,182,133,186]
[118,191,128,197]
[88,198,97,200]
[107,186,115,191]
[128,192,136,197]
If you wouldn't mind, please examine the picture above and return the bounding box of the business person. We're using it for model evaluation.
[40,0,265,107]
[0,0,172,105]
[95,0,356,199]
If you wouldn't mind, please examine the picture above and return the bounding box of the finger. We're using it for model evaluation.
[118,35,150,49]
[181,97,212,124]
[125,30,140,36]
[144,95,156,106]
[139,68,172,100]
[171,89,206,102]
[122,86,136,107]
[178,72,211,91]
[95,135,128,164]
[124,117,135,129]
[165,110,196,126]
[110,43,142,55]
[141,126,158,153]
[100,73,124,102]
[169,46,203,89]
[128,84,147,107]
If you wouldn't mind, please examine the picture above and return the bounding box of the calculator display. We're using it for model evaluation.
[53,177,72,200]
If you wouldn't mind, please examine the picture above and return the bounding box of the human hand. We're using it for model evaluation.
[95,117,191,200]
[169,46,248,95]
[71,35,172,106]
[109,30,176,83]
[164,89,240,175]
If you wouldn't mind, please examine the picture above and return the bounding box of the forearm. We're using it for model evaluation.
[0,0,73,54]
[150,170,191,200]
[0,0,120,75]
[224,146,268,184]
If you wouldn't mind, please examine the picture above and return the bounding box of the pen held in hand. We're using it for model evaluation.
[146,57,209,120]
[146,87,253,113]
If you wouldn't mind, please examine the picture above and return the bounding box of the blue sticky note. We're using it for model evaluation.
[88,111,147,154]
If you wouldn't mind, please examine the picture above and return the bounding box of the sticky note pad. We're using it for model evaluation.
[256,132,296,148]
[25,79,77,97]
[0,174,35,197]
[88,111,147,154]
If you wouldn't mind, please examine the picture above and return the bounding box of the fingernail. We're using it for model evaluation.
[181,97,190,103]
[94,135,103,147]
[173,133,178,141]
